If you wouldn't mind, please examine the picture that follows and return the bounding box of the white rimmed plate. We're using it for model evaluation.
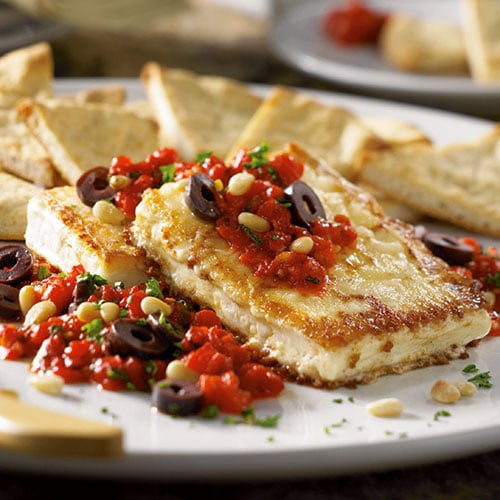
[0,78,498,481]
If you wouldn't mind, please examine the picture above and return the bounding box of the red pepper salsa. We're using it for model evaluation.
[90,144,357,294]
[455,237,500,337]
[0,263,284,415]
[322,0,389,46]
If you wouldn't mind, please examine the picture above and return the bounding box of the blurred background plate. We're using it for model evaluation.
[269,0,500,117]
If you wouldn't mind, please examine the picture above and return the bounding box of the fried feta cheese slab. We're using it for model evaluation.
[17,98,159,185]
[131,144,491,388]
[25,186,148,287]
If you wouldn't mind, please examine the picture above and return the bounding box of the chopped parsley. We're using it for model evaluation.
[146,277,163,299]
[463,364,493,388]
[486,272,500,288]
[194,151,213,164]
[77,271,108,296]
[434,410,452,421]
[82,318,104,344]
[37,265,51,281]
[223,407,281,428]
[159,164,176,184]
[243,142,269,170]
[467,371,493,389]
[239,224,262,245]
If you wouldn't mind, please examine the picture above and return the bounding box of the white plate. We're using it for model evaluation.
[269,0,500,117]
[0,78,499,481]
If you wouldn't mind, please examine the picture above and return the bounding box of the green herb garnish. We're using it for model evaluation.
[434,410,451,421]
[159,164,176,184]
[37,265,51,281]
[145,277,163,299]
[467,371,493,389]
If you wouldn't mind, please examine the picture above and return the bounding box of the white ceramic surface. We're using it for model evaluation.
[0,78,498,481]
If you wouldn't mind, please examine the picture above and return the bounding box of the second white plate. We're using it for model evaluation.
[269,0,500,117]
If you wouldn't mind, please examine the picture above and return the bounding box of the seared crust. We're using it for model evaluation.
[25,187,149,287]
[132,144,491,387]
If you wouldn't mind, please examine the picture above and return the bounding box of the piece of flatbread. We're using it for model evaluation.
[0,42,53,109]
[461,0,500,83]
[140,62,262,159]
[57,85,126,106]
[359,125,500,237]
[359,117,431,148]
[0,109,57,187]
[16,98,159,184]
[379,13,468,75]
[0,170,43,240]
[228,85,383,180]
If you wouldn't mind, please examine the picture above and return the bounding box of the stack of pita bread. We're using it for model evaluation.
[2,41,500,243]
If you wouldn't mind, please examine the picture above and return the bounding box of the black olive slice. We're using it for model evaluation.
[0,244,33,284]
[108,319,170,360]
[284,180,326,228]
[76,167,116,207]
[184,173,221,221]
[0,283,20,318]
[151,379,203,416]
[422,232,474,266]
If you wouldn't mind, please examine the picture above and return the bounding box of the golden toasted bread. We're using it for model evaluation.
[17,98,159,184]
[140,62,262,158]
[25,186,149,287]
[379,13,468,75]
[0,42,53,108]
[57,85,126,106]
[228,86,384,180]
[0,109,58,187]
[131,143,490,388]
[359,125,500,237]
[462,0,500,83]
[0,170,43,240]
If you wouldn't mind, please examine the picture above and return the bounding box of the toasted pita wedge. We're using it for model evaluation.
[131,143,490,387]
[0,109,58,187]
[227,86,383,180]
[0,170,43,240]
[359,117,431,148]
[0,42,53,109]
[359,125,500,237]
[141,63,262,159]
[379,14,468,75]
[58,85,126,106]
[17,98,159,184]
[462,0,500,83]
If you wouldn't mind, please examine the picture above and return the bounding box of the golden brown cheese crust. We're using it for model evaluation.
[25,187,149,287]
[132,146,491,386]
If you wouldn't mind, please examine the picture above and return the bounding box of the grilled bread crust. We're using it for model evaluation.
[132,145,491,388]
[25,186,149,287]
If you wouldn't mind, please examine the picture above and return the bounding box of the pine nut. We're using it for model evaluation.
[76,301,101,323]
[453,380,477,397]
[290,236,314,254]
[431,379,461,404]
[166,359,199,382]
[140,296,173,317]
[92,200,125,226]
[29,373,64,396]
[18,285,37,316]
[24,300,57,326]
[109,174,131,190]
[214,179,224,192]
[366,397,404,418]
[100,301,120,323]
[227,172,255,196]
[238,212,270,232]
